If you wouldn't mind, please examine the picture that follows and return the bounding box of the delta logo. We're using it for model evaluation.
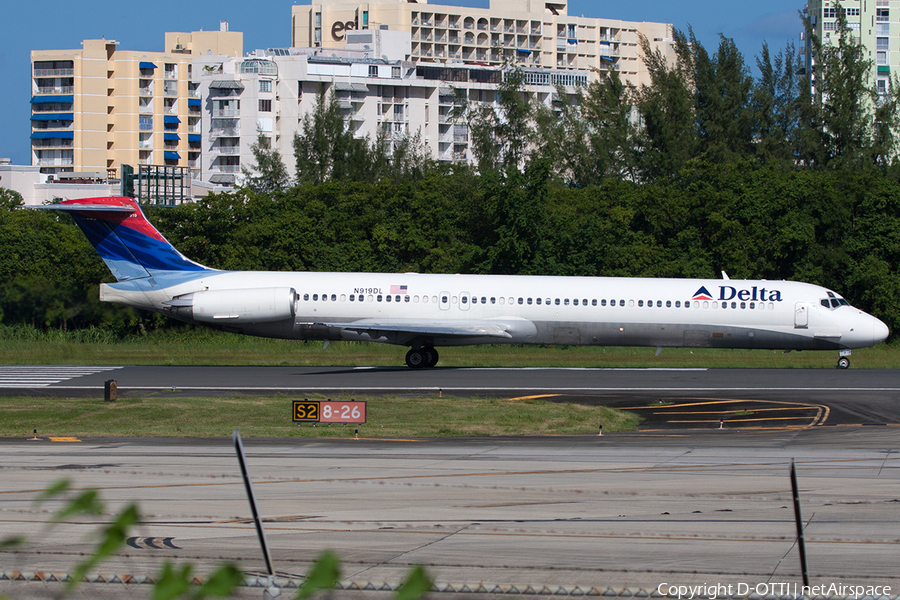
[692,286,783,302]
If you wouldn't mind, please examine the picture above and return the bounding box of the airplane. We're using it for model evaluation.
[35,196,889,369]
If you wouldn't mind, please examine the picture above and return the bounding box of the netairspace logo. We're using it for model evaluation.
[658,582,892,599]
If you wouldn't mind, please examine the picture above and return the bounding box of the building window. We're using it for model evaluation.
[823,7,836,18]
[314,12,321,27]
[369,65,379,77]
[392,66,401,78]
[362,10,369,28]
[259,99,272,112]
[260,80,272,93]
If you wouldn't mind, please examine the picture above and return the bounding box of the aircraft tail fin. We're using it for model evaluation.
[35,196,213,282]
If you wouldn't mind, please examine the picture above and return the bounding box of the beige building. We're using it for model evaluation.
[30,24,242,178]
[292,0,674,87]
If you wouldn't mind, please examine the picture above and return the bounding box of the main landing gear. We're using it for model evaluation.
[405,347,439,369]
[837,350,851,369]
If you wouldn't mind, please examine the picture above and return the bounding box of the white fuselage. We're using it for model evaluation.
[101,270,889,351]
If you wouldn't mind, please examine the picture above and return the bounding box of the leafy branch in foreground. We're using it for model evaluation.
[5,480,434,600]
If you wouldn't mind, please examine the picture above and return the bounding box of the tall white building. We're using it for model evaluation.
[194,32,592,185]
[803,0,897,96]
[292,0,674,88]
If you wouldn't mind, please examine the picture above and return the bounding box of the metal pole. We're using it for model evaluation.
[233,429,275,577]
[790,459,810,588]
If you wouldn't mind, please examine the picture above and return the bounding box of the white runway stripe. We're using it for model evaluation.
[0,366,122,388]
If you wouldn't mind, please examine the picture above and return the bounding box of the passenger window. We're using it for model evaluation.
[592,299,597,306]
[675,301,681,308]
[685,301,691,308]
[601,299,607,306]
[666,300,671,308]
[583,299,588,306]
[432,296,438,303]
[527,298,532,305]
[385,295,391,302]
[564,298,570,305]
[620,300,626,307]
[573,299,579,306]
[491,297,496,304]
[731,302,736,308]
[481,297,487,304]
[518,297,524,305]
[395,295,400,302]
[749,302,755,309]
[442,296,448,303]
[340,294,346,301]
[349,294,355,301]
[332,294,337,301]
[740,302,746,309]
[404,295,410,302]
[638,300,644,307]
[313,294,318,301]
[536,298,542,305]
[462,296,468,304]
[499,297,505,305]
[555,298,560,305]
[508,297,514,304]
[303,293,310,301]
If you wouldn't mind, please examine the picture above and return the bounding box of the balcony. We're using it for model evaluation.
[36,86,74,95]
[36,156,74,166]
[212,164,241,173]
[214,145,240,154]
[33,68,74,77]
[212,108,240,117]
[139,140,153,149]
[210,127,240,138]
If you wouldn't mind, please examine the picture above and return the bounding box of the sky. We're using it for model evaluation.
[0,0,805,166]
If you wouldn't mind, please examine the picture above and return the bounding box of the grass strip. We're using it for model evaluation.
[0,394,638,439]
[1,335,898,368]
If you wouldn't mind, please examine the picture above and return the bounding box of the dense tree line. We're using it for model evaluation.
[2,19,899,339]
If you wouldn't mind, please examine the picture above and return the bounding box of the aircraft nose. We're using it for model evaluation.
[873,317,890,344]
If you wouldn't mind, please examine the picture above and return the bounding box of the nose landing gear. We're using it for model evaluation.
[405,346,439,369]
[837,350,851,369]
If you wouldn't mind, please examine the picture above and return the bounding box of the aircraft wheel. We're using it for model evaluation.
[405,348,426,369]
[424,347,439,368]
[837,356,850,369]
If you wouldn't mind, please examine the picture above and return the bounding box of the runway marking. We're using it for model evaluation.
[507,394,561,402]
[0,366,122,388]
[623,398,829,429]
[48,437,81,442]
[36,386,900,392]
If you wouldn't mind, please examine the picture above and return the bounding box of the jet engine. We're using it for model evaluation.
[165,287,297,324]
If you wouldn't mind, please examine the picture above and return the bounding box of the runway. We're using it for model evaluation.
[1,367,899,598]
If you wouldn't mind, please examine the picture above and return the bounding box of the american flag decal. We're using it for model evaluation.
[390,284,408,294]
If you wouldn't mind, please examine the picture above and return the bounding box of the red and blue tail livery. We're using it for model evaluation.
[40,197,211,281]
[33,196,888,369]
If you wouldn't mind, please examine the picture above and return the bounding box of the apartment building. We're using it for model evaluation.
[292,0,674,88]
[30,24,242,178]
[803,0,898,95]
[194,31,591,185]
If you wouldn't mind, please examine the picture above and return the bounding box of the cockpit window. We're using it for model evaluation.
[830,299,841,308]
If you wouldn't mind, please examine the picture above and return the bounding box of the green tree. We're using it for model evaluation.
[468,69,535,175]
[243,131,290,194]
[634,31,697,181]
[753,41,803,167]
[292,88,374,183]
[799,2,881,169]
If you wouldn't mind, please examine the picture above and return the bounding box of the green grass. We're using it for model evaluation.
[0,394,637,439]
[0,330,897,368]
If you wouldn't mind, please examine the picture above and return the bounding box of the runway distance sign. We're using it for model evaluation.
[293,400,366,424]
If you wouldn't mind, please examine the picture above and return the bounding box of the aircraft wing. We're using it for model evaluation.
[315,319,514,339]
